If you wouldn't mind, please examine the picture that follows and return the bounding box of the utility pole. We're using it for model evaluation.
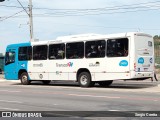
[29,0,34,42]
[17,0,34,42]
[1,0,34,41]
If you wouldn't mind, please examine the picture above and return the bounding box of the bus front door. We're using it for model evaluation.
[4,50,18,80]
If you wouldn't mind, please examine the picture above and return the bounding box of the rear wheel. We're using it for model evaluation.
[42,80,51,85]
[78,72,92,87]
[98,80,113,87]
[20,72,30,85]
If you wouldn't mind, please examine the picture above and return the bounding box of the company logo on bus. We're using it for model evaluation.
[119,60,128,67]
[138,57,144,64]
[56,62,73,67]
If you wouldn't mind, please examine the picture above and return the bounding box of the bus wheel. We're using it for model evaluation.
[98,80,113,87]
[42,80,51,85]
[20,72,30,85]
[78,72,92,87]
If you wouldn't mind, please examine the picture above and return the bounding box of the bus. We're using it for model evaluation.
[4,32,154,87]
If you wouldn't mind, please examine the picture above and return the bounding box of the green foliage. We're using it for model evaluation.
[154,35,160,40]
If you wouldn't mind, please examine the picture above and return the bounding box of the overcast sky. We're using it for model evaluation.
[0,0,160,54]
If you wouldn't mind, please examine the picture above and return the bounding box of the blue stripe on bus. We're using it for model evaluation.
[4,42,31,80]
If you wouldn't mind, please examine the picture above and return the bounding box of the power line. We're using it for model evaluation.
[17,0,29,16]
[11,7,160,18]
[1,1,160,11]
[1,1,160,20]
[0,10,24,21]
[31,1,160,11]
[1,1,160,18]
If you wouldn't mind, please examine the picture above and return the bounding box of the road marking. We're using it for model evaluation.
[0,90,21,93]
[0,80,19,82]
[0,100,23,104]
[0,107,19,111]
[108,110,120,111]
[68,94,120,99]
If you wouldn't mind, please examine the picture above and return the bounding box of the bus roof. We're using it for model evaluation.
[7,32,153,47]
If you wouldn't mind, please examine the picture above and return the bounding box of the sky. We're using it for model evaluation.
[0,0,160,54]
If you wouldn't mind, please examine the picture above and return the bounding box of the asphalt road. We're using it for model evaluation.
[0,77,160,119]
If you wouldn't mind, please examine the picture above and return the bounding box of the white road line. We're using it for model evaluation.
[0,80,20,82]
[0,107,19,111]
[0,100,23,104]
[68,94,120,99]
[108,110,120,111]
[0,90,21,93]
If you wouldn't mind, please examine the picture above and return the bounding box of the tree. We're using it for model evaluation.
[153,35,160,41]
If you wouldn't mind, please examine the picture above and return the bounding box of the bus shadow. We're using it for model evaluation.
[12,81,159,89]
[97,81,159,89]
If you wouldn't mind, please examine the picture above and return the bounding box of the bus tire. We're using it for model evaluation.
[20,72,30,85]
[78,72,92,87]
[98,80,113,87]
[42,80,51,85]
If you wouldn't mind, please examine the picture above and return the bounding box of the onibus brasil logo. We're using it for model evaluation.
[56,62,73,67]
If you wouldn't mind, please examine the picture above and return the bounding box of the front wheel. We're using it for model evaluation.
[78,72,92,87]
[20,72,30,85]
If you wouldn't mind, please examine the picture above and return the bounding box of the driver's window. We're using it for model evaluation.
[5,52,15,65]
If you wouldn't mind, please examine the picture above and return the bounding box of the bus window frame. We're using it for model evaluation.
[5,51,16,65]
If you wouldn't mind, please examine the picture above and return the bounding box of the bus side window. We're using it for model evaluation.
[49,43,65,60]
[18,46,32,61]
[107,38,128,57]
[85,40,105,58]
[66,42,84,59]
[33,45,47,60]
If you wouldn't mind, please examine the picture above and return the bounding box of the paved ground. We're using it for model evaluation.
[0,73,160,92]
[0,74,160,120]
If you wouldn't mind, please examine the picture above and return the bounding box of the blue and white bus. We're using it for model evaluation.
[4,32,154,87]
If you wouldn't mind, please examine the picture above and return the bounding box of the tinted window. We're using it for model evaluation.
[18,46,32,61]
[66,42,84,59]
[33,45,48,60]
[107,38,128,57]
[49,43,65,59]
[5,52,15,65]
[85,40,106,58]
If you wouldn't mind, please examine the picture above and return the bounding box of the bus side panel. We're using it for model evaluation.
[48,59,77,81]
[5,43,31,80]
[94,37,130,81]
[94,57,130,81]
[28,60,49,80]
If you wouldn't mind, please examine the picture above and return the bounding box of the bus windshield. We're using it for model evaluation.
[5,52,15,65]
